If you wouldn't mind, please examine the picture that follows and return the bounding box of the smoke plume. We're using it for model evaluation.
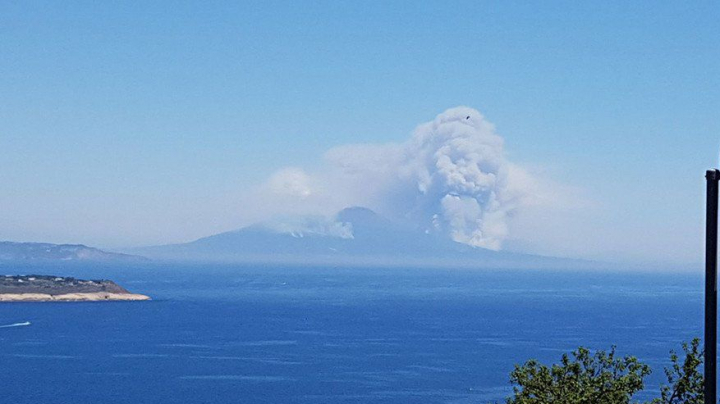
[258,106,534,250]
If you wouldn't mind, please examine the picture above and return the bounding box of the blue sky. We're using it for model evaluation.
[0,1,718,264]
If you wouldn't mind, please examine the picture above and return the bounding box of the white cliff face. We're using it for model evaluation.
[0,275,151,302]
[0,292,150,302]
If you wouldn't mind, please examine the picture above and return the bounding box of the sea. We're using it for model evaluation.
[0,263,704,403]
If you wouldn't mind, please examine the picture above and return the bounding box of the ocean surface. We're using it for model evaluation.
[0,263,704,403]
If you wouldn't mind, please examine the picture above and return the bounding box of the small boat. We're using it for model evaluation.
[0,321,31,328]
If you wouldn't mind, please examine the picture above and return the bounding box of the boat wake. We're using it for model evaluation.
[0,321,31,328]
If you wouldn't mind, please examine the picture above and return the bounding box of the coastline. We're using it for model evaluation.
[0,292,151,302]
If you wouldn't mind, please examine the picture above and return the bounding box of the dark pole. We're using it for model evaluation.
[706,169,719,404]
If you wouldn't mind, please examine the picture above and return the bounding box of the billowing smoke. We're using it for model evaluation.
[258,106,530,250]
[262,215,354,239]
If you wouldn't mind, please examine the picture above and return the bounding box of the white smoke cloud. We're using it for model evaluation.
[394,106,518,249]
[262,215,354,239]
[256,106,557,251]
[266,168,313,199]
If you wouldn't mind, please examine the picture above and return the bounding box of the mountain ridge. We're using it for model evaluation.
[0,241,148,263]
[132,207,588,269]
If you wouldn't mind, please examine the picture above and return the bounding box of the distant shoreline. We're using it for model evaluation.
[0,275,150,302]
[0,291,150,302]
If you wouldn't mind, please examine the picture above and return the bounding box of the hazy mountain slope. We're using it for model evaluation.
[0,242,148,263]
[135,207,581,268]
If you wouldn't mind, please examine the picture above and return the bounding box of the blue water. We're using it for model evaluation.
[0,264,703,403]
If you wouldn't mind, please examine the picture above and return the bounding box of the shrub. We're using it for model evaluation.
[504,339,704,404]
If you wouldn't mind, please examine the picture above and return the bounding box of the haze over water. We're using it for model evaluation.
[0,264,701,403]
